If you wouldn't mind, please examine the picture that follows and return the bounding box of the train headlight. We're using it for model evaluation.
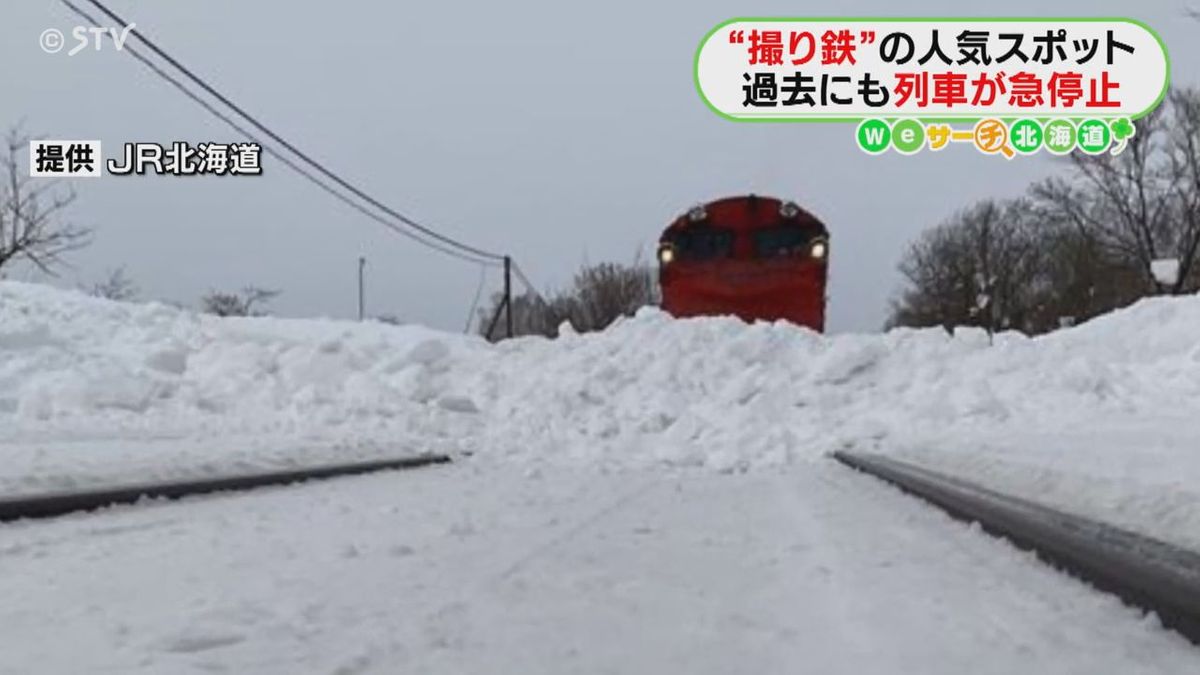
[658,245,675,264]
[687,204,707,222]
[780,201,800,218]
[809,239,828,260]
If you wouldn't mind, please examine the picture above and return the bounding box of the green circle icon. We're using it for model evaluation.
[1009,119,1043,154]
[1076,119,1111,155]
[856,119,891,154]
[1043,120,1076,155]
[891,120,925,154]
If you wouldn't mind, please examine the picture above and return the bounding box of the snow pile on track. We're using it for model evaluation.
[2,280,1199,480]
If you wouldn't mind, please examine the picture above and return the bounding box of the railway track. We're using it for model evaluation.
[4,447,1197,650]
[0,453,451,523]
[833,451,1200,646]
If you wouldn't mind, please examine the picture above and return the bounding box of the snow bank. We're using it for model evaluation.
[0,282,477,439]
[2,281,1200,540]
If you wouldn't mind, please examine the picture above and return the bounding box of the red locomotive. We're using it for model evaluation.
[657,195,829,331]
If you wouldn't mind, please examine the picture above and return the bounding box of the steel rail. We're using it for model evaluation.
[833,451,1200,646]
[0,454,451,523]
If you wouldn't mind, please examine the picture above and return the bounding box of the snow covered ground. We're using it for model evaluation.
[1,462,1195,674]
[4,280,1200,670]
[2,281,1199,544]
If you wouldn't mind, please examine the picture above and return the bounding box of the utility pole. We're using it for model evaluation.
[504,255,513,339]
[358,256,366,321]
[484,255,516,341]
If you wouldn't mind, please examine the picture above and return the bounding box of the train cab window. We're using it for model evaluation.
[672,227,733,260]
[754,226,811,258]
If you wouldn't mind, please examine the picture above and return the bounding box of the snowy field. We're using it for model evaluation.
[2,281,1199,545]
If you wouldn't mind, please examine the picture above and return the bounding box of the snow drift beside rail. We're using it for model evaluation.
[1,279,1198,483]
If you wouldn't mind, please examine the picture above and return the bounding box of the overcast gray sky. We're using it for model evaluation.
[3,1,1196,332]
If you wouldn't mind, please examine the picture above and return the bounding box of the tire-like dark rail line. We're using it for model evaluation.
[833,451,1200,646]
[0,454,451,523]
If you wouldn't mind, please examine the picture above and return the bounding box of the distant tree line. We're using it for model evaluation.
[89,273,281,317]
[88,267,139,301]
[477,260,658,340]
[889,89,1200,335]
[199,286,281,317]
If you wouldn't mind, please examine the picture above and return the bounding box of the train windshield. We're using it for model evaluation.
[754,226,812,258]
[672,227,734,260]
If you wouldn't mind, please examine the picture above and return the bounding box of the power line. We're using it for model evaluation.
[64,0,506,264]
[61,0,497,267]
[59,0,534,338]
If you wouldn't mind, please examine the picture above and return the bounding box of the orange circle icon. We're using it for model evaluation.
[973,119,1014,158]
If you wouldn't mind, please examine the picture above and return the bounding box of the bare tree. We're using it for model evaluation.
[888,200,1044,333]
[1032,92,1200,296]
[890,97,1200,335]
[477,291,561,339]
[1162,89,1200,292]
[88,266,138,301]
[1027,220,1145,327]
[201,286,280,317]
[0,126,91,274]
[567,261,658,332]
[478,260,658,340]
